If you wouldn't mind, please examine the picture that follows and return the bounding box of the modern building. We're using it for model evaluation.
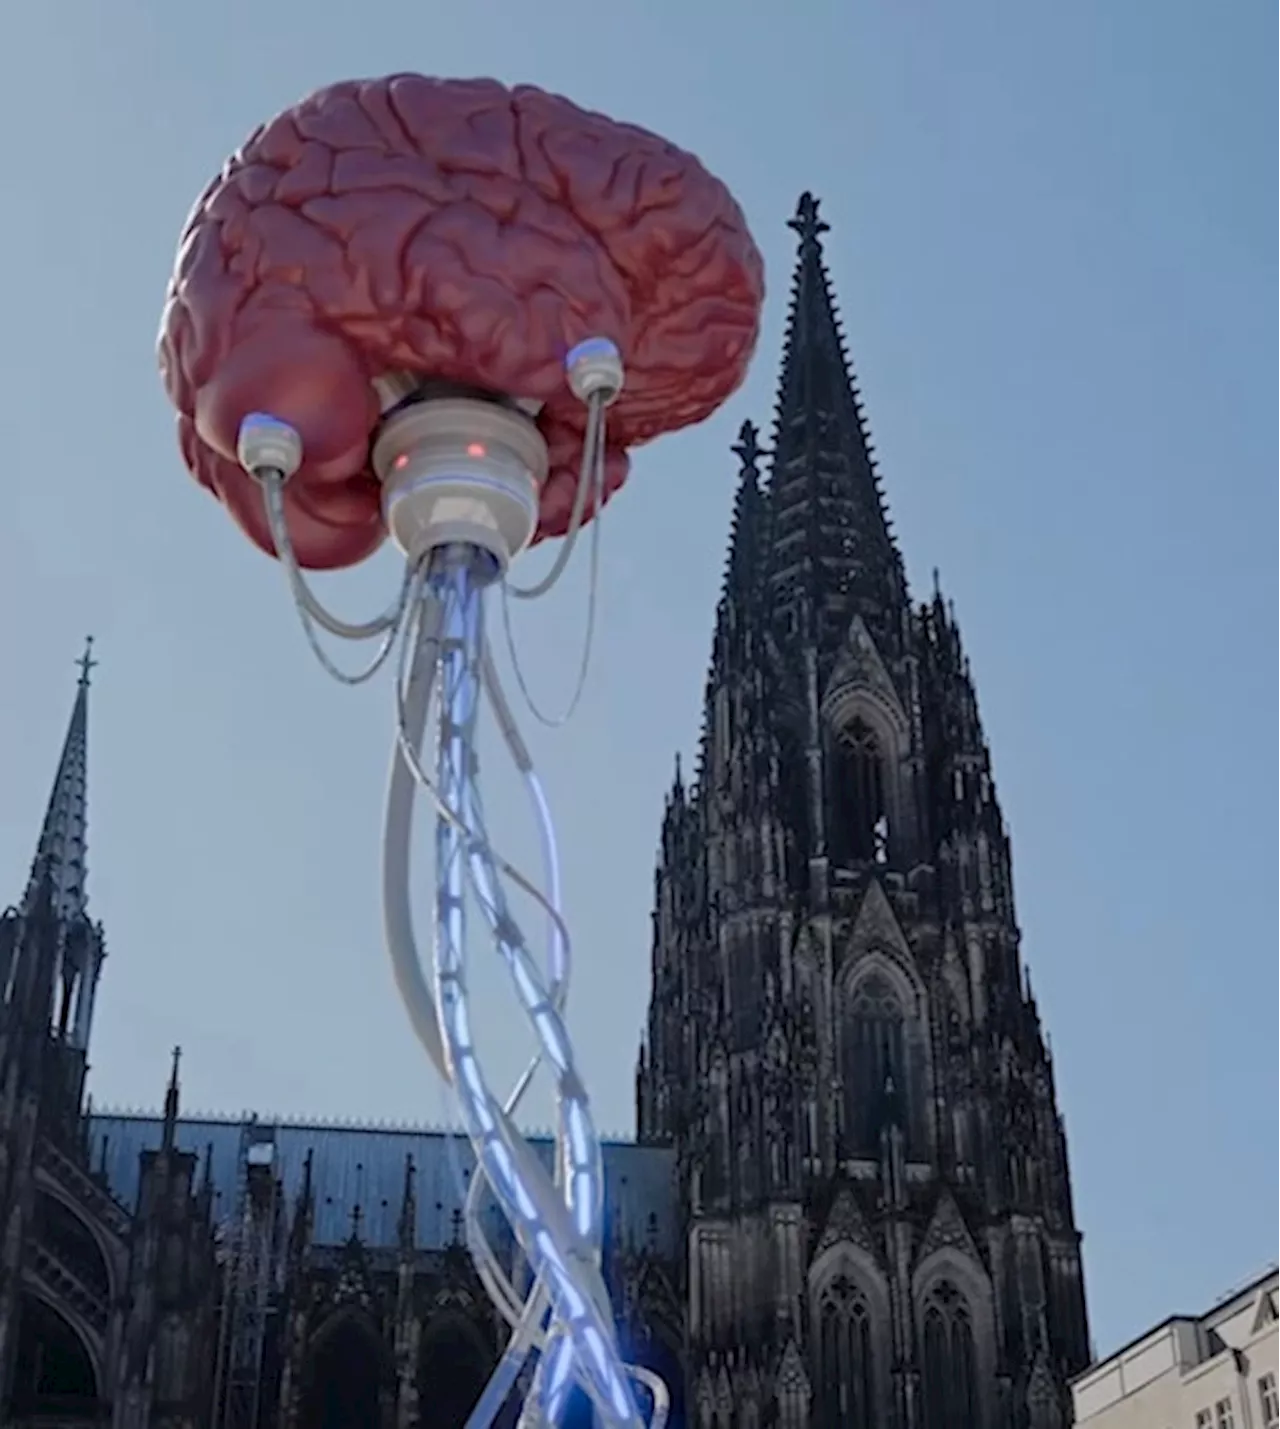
[1071,1268,1278,1429]
[0,196,1090,1428]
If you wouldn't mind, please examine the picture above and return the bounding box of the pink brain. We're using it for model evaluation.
[158,74,765,569]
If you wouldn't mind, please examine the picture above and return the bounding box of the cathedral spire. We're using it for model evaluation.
[2,641,106,1076]
[768,196,907,663]
[722,420,766,612]
[23,638,96,922]
[162,1045,182,1150]
[397,1153,417,1252]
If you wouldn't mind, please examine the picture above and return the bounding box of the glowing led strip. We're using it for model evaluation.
[428,553,645,1427]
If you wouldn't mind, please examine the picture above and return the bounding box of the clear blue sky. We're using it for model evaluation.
[0,0,1273,1359]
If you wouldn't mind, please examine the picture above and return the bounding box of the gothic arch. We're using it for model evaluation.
[34,1172,122,1291]
[32,1188,113,1304]
[837,946,924,1018]
[912,1248,996,1429]
[11,1294,101,1418]
[822,679,911,866]
[836,951,932,1157]
[299,1307,388,1429]
[823,682,909,758]
[807,1244,891,1426]
[417,1311,492,1429]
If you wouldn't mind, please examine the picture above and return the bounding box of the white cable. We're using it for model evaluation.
[387,596,537,1331]
[505,396,604,600]
[260,473,414,685]
[385,592,579,1425]
[459,598,666,1428]
[392,595,559,1349]
[427,559,641,1428]
[392,620,574,960]
[498,404,607,727]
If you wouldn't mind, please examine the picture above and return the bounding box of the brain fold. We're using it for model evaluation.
[159,73,764,570]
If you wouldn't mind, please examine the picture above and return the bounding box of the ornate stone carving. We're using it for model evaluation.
[822,614,909,735]
[814,1182,876,1259]
[917,1189,985,1269]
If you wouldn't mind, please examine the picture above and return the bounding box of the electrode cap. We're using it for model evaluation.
[565,338,625,407]
[371,397,549,575]
[237,413,303,481]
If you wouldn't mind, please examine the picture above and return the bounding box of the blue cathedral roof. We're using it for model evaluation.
[90,1113,679,1259]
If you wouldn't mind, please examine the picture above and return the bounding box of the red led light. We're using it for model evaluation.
[466,442,486,458]
[393,454,409,471]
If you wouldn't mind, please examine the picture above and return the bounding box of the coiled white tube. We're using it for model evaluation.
[381,556,664,1428]
[388,596,555,1423]
[425,551,642,1428]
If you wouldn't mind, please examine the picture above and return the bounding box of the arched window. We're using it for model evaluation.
[829,717,888,865]
[818,1274,874,1426]
[418,1317,491,1429]
[11,1297,99,1416]
[300,1316,383,1429]
[844,973,907,1156]
[921,1280,978,1429]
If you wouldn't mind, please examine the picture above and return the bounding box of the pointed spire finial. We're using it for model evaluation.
[788,192,830,248]
[76,636,97,689]
[398,1152,417,1251]
[290,1147,315,1251]
[24,647,94,923]
[730,420,765,478]
[769,196,907,659]
[162,1045,181,1149]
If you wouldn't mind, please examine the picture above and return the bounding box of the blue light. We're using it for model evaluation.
[423,549,652,1427]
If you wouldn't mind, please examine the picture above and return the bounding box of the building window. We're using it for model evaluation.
[830,716,888,864]
[818,1274,874,1426]
[1195,1411,1213,1429]
[844,973,907,1156]
[921,1280,978,1429]
[1259,1374,1278,1429]
[1215,1398,1235,1429]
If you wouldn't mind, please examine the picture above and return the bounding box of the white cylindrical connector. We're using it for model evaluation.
[237,413,303,480]
[371,398,548,576]
[565,338,624,406]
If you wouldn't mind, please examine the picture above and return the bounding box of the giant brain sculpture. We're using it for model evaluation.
[159,74,765,570]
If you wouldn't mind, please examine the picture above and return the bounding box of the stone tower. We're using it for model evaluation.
[636,195,1091,1429]
[0,649,217,1428]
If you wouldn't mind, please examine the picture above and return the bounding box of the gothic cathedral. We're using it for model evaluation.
[0,197,1089,1428]
[635,194,1090,1426]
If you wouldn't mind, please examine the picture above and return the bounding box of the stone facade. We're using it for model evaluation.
[632,194,1091,1429]
[0,197,1090,1427]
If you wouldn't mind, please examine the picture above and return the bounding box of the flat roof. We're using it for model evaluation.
[1070,1264,1278,1388]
